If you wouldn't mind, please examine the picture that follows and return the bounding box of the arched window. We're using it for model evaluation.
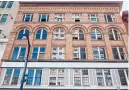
[53,28,65,39]
[72,28,84,40]
[35,28,47,40]
[17,29,29,40]
[90,28,102,40]
[108,28,120,40]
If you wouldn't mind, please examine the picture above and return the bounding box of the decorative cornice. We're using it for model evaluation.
[19,6,120,13]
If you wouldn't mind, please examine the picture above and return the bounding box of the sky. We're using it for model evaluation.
[121,1,128,13]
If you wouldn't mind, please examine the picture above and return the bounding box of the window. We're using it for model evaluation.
[0,1,13,8]
[108,28,120,40]
[118,70,128,85]
[6,1,13,8]
[22,14,33,22]
[90,28,102,40]
[17,29,30,40]
[72,14,81,22]
[26,69,34,85]
[93,47,106,60]
[26,69,42,85]
[35,28,47,40]
[74,69,89,86]
[0,14,8,23]
[32,47,46,59]
[55,14,65,22]
[49,69,65,86]
[2,69,20,85]
[0,1,7,8]
[112,47,126,60]
[11,69,20,85]
[53,28,65,39]
[88,14,99,22]
[52,47,65,60]
[73,47,86,60]
[72,28,84,40]
[96,69,112,86]
[34,70,42,85]
[39,14,49,22]
[104,14,115,22]
[11,46,26,59]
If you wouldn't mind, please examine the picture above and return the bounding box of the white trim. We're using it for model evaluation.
[1,62,128,68]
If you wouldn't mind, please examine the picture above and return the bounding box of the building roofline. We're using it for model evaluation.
[19,1,123,4]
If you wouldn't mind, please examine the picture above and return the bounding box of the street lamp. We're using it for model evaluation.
[20,33,31,90]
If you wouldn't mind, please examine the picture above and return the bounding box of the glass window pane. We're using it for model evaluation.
[74,77,81,86]
[34,70,42,85]
[1,14,8,23]
[11,69,20,85]
[0,1,7,8]
[118,70,127,85]
[26,70,34,85]
[40,47,45,52]
[49,77,56,85]
[3,69,13,85]
[112,48,119,59]
[7,1,13,8]
[107,15,113,22]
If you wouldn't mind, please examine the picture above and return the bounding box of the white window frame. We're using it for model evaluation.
[25,69,42,86]
[32,47,46,59]
[104,14,115,22]
[73,69,89,86]
[53,28,65,40]
[118,69,128,86]
[91,28,102,40]
[96,69,112,86]
[52,47,65,60]
[73,47,86,59]
[49,69,65,86]
[2,68,21,85]
[11,46,26,59]
[35,28,47,40]
[93,47,106,60]
[72,28,84,40]
[110,29,120,40]
[39,14,49,22]
[112,47,126,60]
[55,14,65,22]
[88,14,99,22]
[23,14,33,22]
[72,14,81,22]
[17,28,29,39]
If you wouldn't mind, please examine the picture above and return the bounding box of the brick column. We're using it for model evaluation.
[65,33,73,60]
[86,32,94,60]
[103,33,114,60]
[99,13,105,22]
[45,32,52,59]
[65,13,72,22]
[32,13,38,22]
[49,13,55,22]
[121,33,128,54]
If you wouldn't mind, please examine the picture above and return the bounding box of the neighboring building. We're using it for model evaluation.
[122,11,128,32]
[0,1,128,90]
[0,1,19,63]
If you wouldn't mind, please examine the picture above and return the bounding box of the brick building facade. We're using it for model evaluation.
[0,1,128,90]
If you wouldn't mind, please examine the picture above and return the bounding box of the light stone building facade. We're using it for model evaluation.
[0,1,128,90]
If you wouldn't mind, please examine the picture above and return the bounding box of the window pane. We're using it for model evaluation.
[0,1,7,8]
[49,77,56,85]
[97,77,104,86]
[1,14,8,23]
[7,1,13,8]
[34,70,42,85]
[118,70,127,85]
[74,77,81,86]
[3,69,13,85]
[112,48,119,59]
[114,30,120,40]
[26,70,34,85]
[11,69,20,85]
[40,47,45,52]
[57,77,64,86]
[18,47,26,59]
[107,15,113,22]
[11,47,19,59]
